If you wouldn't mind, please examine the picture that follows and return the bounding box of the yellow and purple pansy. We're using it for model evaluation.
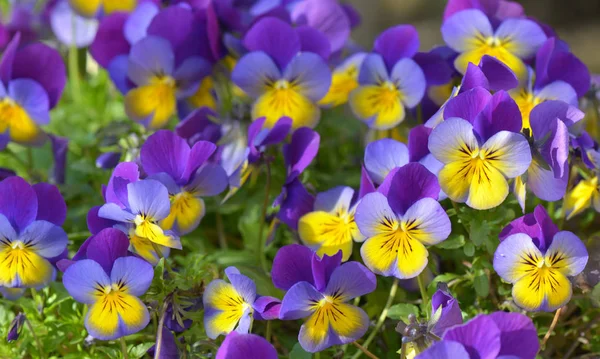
[0,177,68,297]
[140,130,228,235]
[563,149,600,220]
[355,163,451,279]
[349,25,426,129]
[428,87,532,210]
[493,205,588,311]
[62,228,153,340]
[441,9,547,84]
[273,245,376,353]
[231,17,332,129]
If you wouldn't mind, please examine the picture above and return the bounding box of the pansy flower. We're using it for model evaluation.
[98,177,182,260]
[428,87,532,210]
[493,205,588,311]
[140,130,227,235]
[247,116,292,164]
[274,244,376,352]
[298,186,364,261]
[417,312,539,359]
[515,100,584,210]
[349,25,426,129]
[203,266,280,339]
[0,34,66,145]
[355,163,451,279]
[510,38,590,129]
[62,232,153,340]
[216,332,278,359]
[441,9,546,83]
[563,171,600,220]
[232,17,332,129]
[0,177,67,294]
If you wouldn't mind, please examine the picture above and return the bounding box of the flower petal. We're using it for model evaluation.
[243,17,300,70]
[374,25,419,69]
[441,9,493,52]
[110,256,154,297]
[493,233,544,283]
[481,130,531,178]
[32,183,66,226]
[127,36,175,86]
[443,314,501,359]
[364,139,409,184]
[417,341,470,359]
[428,117,479,164]
[401,198,451,245]
[0,176,37,232]
[544,231,588,277]
[279,281,323,320]
[283,52,332,102]
[354,192,396,238]
[127,180,171,220]
[63,259,111,304]
[488,312,539,359]
[495,18,547,58]
[141,130,190,181]
[272,244,315,291]
[390,57,426,108]
[232,51,281,98]
[324,262,376,301]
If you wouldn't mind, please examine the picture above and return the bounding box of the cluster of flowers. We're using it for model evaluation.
[1,0,599,357]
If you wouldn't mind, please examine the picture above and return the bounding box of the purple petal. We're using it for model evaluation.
[493,233,543,282]
[311,251,342,292]
[545,51,590,98]
[527,159,568,202]
[90,13,130,68]
[110,256,154,296]
[127,179,171,220]
[50,1,98,48]
[271,244,315,291]
[441,9,493,52]
[279,281,323,320]
[387,163,441,215]
[146,6,197,61]
[176,107,221,143]
[431,289,463,337]
[186,163,228,196]
[354,192,396,238]
[232,51,281,98]
[374,25,419,69]
[87,206,117,235]
[461,63,491,93]
[224,267,257,304]
[98,203,136,223]
[32,183,66,226]
[391,58,426,108]
[358,166,376,200]
[444,314,502,359]
[499,205,557,249]
[291,0,350,53]
[364,139,409,184]
[488,312,539,359]
[417,341,470,359]
[150,327,179,359]
[63,259,111,304]
[216,332,278,359]
[128,36,175,86]
[243,17,300,70]
[256,116,292,147]
[283,52,332,101]
[85,228,130,275]
[105,162,140,206]
[296,26,331,61]
[530,100,584,133]
[107,55,131,94]
[277,179,315,230]
[428,117,479,165]
[495,18,547,58]
[284,128,320,184]
[0,33,20,85]
[408,125,433,163]
[535,81,578,107]
[12,43,66,109]
[124,2,159,45]
[401,198,451,245]
[473,91,522,141]
[358,53,389,85]
[96,152,122,169]
[544,231,588,276]
[314,186,354,213]
[252,296,282,321]
[444,87,492,124]
[50,135,68,184]
[478,55,518,91]
[20,220,67,258]
[173,56,212,97]
[324,262,376,300]
[0,176,37,232]
[183,139,218,183]
[7,78,50,125]
[413,51,453,86]
[141,130,190,181]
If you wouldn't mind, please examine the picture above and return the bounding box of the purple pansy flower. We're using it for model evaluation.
[247,116,292,163]
[0,177,68,297]
[441,9,546,83]
[349,25,426,129]
[231,17,332,129]
[63,233,153,340]
[355,163,451,279]
[417,312,539,359]
[216,332,278,359]
[494,205,588,312]
[140,130,227,235]
[431,287,463,337]
[274,244,376,353]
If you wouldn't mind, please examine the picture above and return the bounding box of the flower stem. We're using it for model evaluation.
[120,337,128,359]
[417,271,429,314]
[153,301,169,359]
[351,278,399,359]
[68,43,82,104]
[23,316,45,359]
[351,341,380,359]
[216,206,228,249]
[314,352,320,359]
[257,162,271,274]
[265,320,272,342]
[541,307,562,349]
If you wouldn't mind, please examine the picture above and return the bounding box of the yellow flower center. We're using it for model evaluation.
[0,97,40,143]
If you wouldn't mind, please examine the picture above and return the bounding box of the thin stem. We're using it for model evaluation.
[154,301,170,359]
[23,317,45,359]
[351,278,399,359]
[216,206,228,249]
[257,162,271,274]
[120,337,128,359]
[314,352,320,359]
[541,307,562,349]
[265,320,272,342]
[417,272,429,313]
[351,341,380,359]
[68,43,82,104]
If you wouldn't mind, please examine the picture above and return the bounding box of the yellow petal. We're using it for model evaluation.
[187,77,217,111]
[327,302,366,338]
[512,267,571,311]
[204,280,248,337]
[252,82,320,129]
[438,159,474,203]
[68,0,101,17]
[134,218,181,249]
[124,77,177,129]
[129,234,168,265]
[87,291,148,339]
[0,99,43,144]
[467,159,509,210]
[454,47,527,84]
[318,69,359,108]
[298,211,359,261]
[0,245,54,288]
[564,177,598,219]
[160,192,205,235]
[349,84,405,130]
[103,0,137,14]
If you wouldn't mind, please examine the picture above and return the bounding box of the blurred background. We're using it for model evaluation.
[347,0,600,72]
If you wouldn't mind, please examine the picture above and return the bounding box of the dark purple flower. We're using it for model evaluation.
[276,178,315,230]
[283,127,320,184]
[247,116,292,163]
[7,313,25,342]
[431,288,463,337]
[96,152,122,169]
[216,332,277,359]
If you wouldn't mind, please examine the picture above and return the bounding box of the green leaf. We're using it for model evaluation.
[289,343,312,359]
[464,242,475,257]
[387,303,419,322]
[437,234,465,249]
[129,342,155,359]
[474,273,490,297]
[469,219,491,247]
